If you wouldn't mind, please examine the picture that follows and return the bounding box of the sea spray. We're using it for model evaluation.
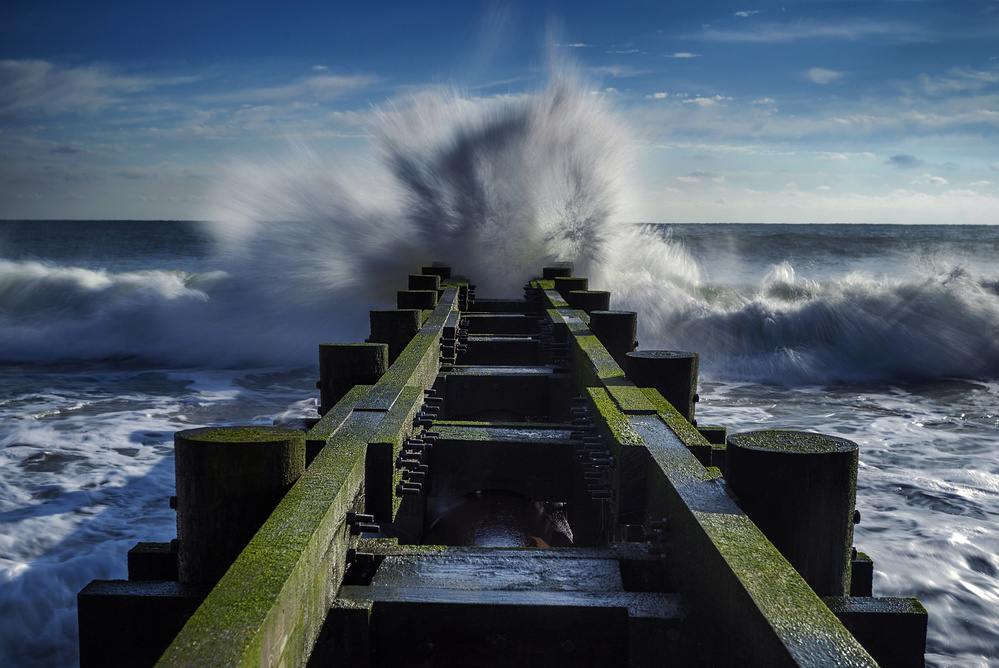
[209,67,636,300]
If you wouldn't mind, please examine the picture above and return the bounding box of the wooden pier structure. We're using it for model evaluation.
[78,265,927,666]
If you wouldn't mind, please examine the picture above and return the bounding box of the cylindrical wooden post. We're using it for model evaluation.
[554,277,588,300]
[589,310,637,369]
[397,290,438,310]
[408,274,441,291]
[543,266,573,279]
[625,350,699,423]
[726,430,859,597]
[174,426,305,584]
[567,290,611,314]
[319,342,389,414]
[368,309,421,364]
[421,265,451,280]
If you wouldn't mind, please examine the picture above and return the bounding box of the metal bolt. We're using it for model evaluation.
[489,634,509,652]
[351,522,381,536]
[560,638,577,653]
[346,511,375,525]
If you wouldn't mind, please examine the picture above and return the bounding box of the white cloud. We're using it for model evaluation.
[205,74,377,105]
[903,67,999,96]
[645,92,668,100]
[682,95,733,107]
[969,180,991,186]
[587,65,649,78]
[607,49,641,54]
[312,65,328,71]
[699,19,919,43]
[912,173,949,186]
[750,98,776,105]
[805,68,844,85]
[558,43,592,48]
[735,11,760,18]
[664,52,700,58]
[0,59,189,116]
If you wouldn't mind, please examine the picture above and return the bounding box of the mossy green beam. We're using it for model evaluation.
[542,289,659,416]
[156,408,381,668]
[366,385,426,521]
[620,389,876,666]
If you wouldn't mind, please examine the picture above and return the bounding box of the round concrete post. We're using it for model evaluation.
[175,426,305,584]
[554,277,588,300]
[726,430,858,597]
[319,342,389,414]
[589,310,638,369]
[543,266,573,279]
[625,350,699,423]
[408,274,441,291]
[567,290,611,314]
[368,309,421,364]
[397,289,438,310]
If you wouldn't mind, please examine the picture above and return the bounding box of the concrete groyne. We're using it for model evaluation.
[79,265,927,666]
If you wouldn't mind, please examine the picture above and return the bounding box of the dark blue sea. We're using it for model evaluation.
[1,220,997,666]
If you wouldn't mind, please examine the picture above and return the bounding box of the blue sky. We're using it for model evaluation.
[1,0,998,223]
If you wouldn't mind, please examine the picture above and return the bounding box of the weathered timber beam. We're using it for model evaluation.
[156,288,460,668]
[607,386,877,667]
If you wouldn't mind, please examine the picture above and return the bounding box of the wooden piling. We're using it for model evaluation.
[567,289,612,314]
[726,429,859,597]
[625,350,699,423]
[318,342,389,414]
[368,309,421,364]
[408,274,441,291]
[554,276,588,299]
[174,426,305,584]
[588,310,637,370]
[397,289,438,309]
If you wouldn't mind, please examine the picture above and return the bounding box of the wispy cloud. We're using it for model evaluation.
[664,52,700,58]
[203,74,377,105]
[558,43,592,48]
[646,92,668,100]
[699,19,916,43]
[682,95,733,107]
[587,65,650,78]
[0,59,196,116]
[735,11,760,18]
[805,68,845,84]
[901,67,999,96]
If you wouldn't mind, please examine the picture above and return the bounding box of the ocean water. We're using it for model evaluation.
[2,74,998,667]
